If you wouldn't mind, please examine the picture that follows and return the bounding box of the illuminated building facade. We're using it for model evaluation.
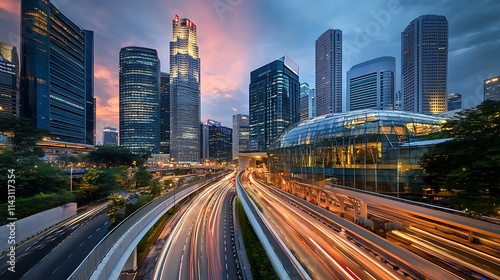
[0,42,18,116]
[347,56,395,111]
[484,76,500,101]
[249,56,300,151]
[160,72,170,154]
[207,119,232,163]
[268,110,446,196]
[402,15,448,114]
[20,0,95,144]
[170,15,201,163]
[232,114,249,159]
[103,126,118,146]
[316,29,342,116]
[119,46,160,153]
[447,93,462,111]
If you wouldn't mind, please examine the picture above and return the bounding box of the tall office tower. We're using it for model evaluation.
[308,89,316,119]
[20,0,94,144]
[315,29,342,116]
[200,122,209,162]
[0,42,19,116]
[207,119,232,163]
[484,76,500,101]
[102,126,118,146]
[447,93,462,111]
[160,72,170,154]
[299,82,310,121]
[394,90,402,111]
[119,47,160,153]
[170,15,201,163]
[346,56,395,111]
[402,15,448,114]
[232,114,249,159]
[249,56,300,150]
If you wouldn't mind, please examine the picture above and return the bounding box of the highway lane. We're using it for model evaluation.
[153,173,242,280]
[243,171,406,280]
[0,202,109,280]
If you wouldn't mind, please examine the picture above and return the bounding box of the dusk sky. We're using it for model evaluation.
[1,0,499,144]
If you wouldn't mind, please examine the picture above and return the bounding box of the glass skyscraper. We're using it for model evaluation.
[119,46,160,153]
[316,29,342,116]
[447,93,462,111]
[0,42,18,117]
[232,114,249,159]
[207,119,232,163]
[160,72,170,154]
[102,126,118,146]
[484,76,500,101]
[402,15,448,114]
[20,0,95,144]
[347,56,395,111]
[249,56,300,151]
[170,15,201,163]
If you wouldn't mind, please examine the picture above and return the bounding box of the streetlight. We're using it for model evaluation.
[396,161,401,198]
[70,163,73,192]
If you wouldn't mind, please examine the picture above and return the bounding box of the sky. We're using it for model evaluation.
[1,0,499,144]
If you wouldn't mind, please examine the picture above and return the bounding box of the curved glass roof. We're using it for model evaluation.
[270,109,446,149]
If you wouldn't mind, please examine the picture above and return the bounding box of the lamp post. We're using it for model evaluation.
[396,161,401,198]
[70,163,73,192]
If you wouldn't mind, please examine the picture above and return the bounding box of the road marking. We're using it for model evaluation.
[52,266,60,274]
[79,242,84,247]
[67,253,73,258]
[183,244,186,251]
[104,221,108,225]
[96,227,100,232]
[88,234,92,239]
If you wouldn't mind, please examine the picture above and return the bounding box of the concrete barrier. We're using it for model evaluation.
[1,203,77,252]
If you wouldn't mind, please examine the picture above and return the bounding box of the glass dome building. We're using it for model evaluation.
[267,109,448,196]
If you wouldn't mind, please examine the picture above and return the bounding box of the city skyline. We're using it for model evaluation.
[1,0,499,143]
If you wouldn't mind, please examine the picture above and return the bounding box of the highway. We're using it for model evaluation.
[152,173,243,280]
[0,202,109,280]
[241,170,409,280]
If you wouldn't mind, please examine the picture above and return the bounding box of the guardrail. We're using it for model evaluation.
[69,174,224,280]
[236,171,310,280]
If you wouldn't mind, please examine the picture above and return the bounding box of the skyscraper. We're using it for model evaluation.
[207,119,232,163]
[232,114,249,159]
[170,15,201,163]
[300,83,310,121]
[102,126,118,146]
[160,72,170,154]
[20,0,94,144]
[402,15,448,114]
[484,76,500,101]
[447,93,462,111]
[0,42,18,116]
[119,46,160,153]
[346,56,395,111]
[316,29,342,116]
[249,56,299,150]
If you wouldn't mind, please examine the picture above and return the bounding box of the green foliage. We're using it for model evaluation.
[124,194,153,217]
[0,150,69,200]
[421,100,500,216]
[0,115,49,154]
[80,168,119,200]
[235,197,278,280]
[149,180,163,197]
[107,193,126,228]
[134,166,153,188]
[163,179,176,190]
[176,178,187,187]
[86,146,137,168]
[1,192,75,222]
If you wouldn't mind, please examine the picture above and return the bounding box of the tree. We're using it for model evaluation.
[86,146,137,168]
[134,166,153,188]
[80,168,119,199]
[107,193,126,228]
[421,100,500,216]
[0,115,49,154]
[163,179,176,190]
[149,180,163,197]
